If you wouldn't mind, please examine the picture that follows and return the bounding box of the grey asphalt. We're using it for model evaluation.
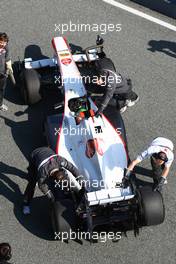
[0,0,176,263]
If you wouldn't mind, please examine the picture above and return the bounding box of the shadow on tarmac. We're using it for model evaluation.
[148,40,176,59]
[0,173,54,240]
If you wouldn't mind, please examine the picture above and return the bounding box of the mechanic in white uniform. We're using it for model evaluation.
[123,137,174,191]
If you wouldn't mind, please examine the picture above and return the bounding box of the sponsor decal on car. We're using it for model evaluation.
[60,53,70,57]
[61,58,72,65]
[85,138,105,158]
[58,51,70,57]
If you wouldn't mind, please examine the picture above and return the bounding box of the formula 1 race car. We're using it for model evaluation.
[18,36,165,241]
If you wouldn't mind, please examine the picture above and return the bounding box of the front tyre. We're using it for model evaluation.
[20,69,41,105]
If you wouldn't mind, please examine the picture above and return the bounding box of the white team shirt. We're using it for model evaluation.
[137,137,174,167]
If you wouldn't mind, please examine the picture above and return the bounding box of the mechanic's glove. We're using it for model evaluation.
[95,110,101,118]
[46,190,55,202]
[76,174,84,181]
[76,174,85,187]
[78,186,87,197]
[153,177,165,192]
[6,60,13,75]
[5,68,13,76]
[122,169,132,188]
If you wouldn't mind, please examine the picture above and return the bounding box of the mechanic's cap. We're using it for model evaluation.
[0,243,12,261]
[157,152,168,162]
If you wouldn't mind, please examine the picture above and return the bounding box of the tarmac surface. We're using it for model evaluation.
[0,1,176,263]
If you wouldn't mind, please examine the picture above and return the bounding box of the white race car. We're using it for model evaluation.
[19,36,165,241]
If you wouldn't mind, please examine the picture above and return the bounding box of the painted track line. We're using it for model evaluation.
[102,0,176,32]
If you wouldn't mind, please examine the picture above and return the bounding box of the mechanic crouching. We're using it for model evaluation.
[23,147,83,215]
[122,137,174,191]
[92,58,139,115]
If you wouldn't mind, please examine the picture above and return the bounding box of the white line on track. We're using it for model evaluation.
[102,0,176,32]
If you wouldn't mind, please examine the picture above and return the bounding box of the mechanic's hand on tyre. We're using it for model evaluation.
[122,169,132,188]
[46,190,55,202]
[124,168,132,178]
[122,177,130,188]
[153,177,165,192]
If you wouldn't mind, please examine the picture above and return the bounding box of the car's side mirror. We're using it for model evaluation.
[96,35,104,45]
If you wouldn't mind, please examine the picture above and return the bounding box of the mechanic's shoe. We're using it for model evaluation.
[120,105,127,113]
[126,96,139,107]
[0,104,8,111]
[23,205,31,215]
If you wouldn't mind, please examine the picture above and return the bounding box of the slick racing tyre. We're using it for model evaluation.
[21,69,41,105]
[137,186,165,226]
[51,199,77,241]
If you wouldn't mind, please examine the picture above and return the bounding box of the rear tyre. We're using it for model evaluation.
[137,187,165,226]
[51,199,77,241]
[20,69,41,105]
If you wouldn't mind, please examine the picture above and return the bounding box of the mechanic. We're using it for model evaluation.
[0,243,12,264]
[0,32,13,111]
[23,146,83,215]
[123,137,174,191]
[92,58,139,114]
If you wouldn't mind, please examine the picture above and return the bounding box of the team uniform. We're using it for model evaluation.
[0,44,10,110]
[23,147,81,213]
[97,70,138,113]
[91,57,139,114]
[137,137,174,167]
[137,137,174,189]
